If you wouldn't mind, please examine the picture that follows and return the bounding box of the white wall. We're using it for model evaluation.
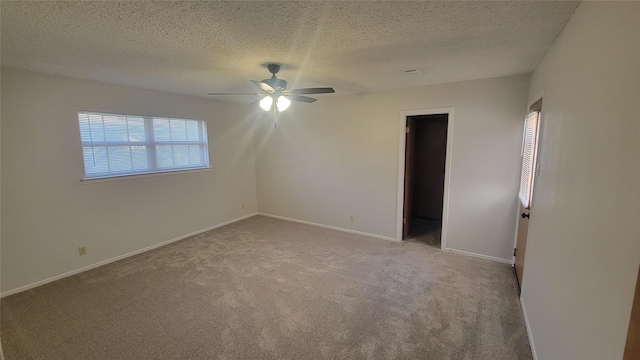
[255,74,530,261]
[1,69,529,293]
[0,62,4,359]
[521,2,640,359]
[0,68,258,293]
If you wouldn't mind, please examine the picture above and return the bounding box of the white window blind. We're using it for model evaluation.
[78,112,209,179]
[519,110,541,209]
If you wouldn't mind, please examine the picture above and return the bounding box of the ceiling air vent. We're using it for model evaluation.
[403,69,424,76]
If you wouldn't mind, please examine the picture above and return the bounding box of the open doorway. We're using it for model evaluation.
[401,113,449,247]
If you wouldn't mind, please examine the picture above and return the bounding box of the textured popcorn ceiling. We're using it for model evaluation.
[1,1,579,100]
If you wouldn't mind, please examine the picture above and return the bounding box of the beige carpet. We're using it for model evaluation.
[1,215,532,359]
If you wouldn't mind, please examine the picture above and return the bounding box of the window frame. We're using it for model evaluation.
[78,111,210,181]
[518,109,541,209]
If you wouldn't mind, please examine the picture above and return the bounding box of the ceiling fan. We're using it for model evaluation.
[208,64,335,112]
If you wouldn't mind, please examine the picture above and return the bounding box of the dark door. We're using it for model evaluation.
[402,117,416,239]
[624,265,640,360]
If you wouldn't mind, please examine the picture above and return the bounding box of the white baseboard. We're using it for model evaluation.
[1,212,258,298]
[257,212,399,242]
[520,295,538,360]
[444,248,513,264]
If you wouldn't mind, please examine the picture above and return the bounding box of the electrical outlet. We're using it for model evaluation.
[79,246,87,256]
[350,215,355,222]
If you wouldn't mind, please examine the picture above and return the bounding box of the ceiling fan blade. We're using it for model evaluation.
[289,95,317,103]
[251,80,275,93]
[208,92,262,96]
[291,87,335,95]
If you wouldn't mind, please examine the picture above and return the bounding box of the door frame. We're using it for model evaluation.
[396,107,455,249]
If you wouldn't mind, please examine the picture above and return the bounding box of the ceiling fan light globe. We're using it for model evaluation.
[276,96,291,112]
[259,96,273,111]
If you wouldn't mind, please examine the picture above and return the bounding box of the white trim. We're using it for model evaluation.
[527,90,545,110]
[396,107,455,253]
[258,212,399,242]
[0,212,258,298]
[520,295,538,360]
[78,110,205,122]
[81,167,211,184]
[444,248,513,264]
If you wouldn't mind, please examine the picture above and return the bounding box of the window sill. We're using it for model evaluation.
[80,167,211,184]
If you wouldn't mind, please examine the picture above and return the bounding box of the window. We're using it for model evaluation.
[518,110,541,209]
[78,112,209,179]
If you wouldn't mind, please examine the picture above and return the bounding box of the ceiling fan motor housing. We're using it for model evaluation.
[263,64,287,90]
[263,78,287,91]
[267,64,281,75]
